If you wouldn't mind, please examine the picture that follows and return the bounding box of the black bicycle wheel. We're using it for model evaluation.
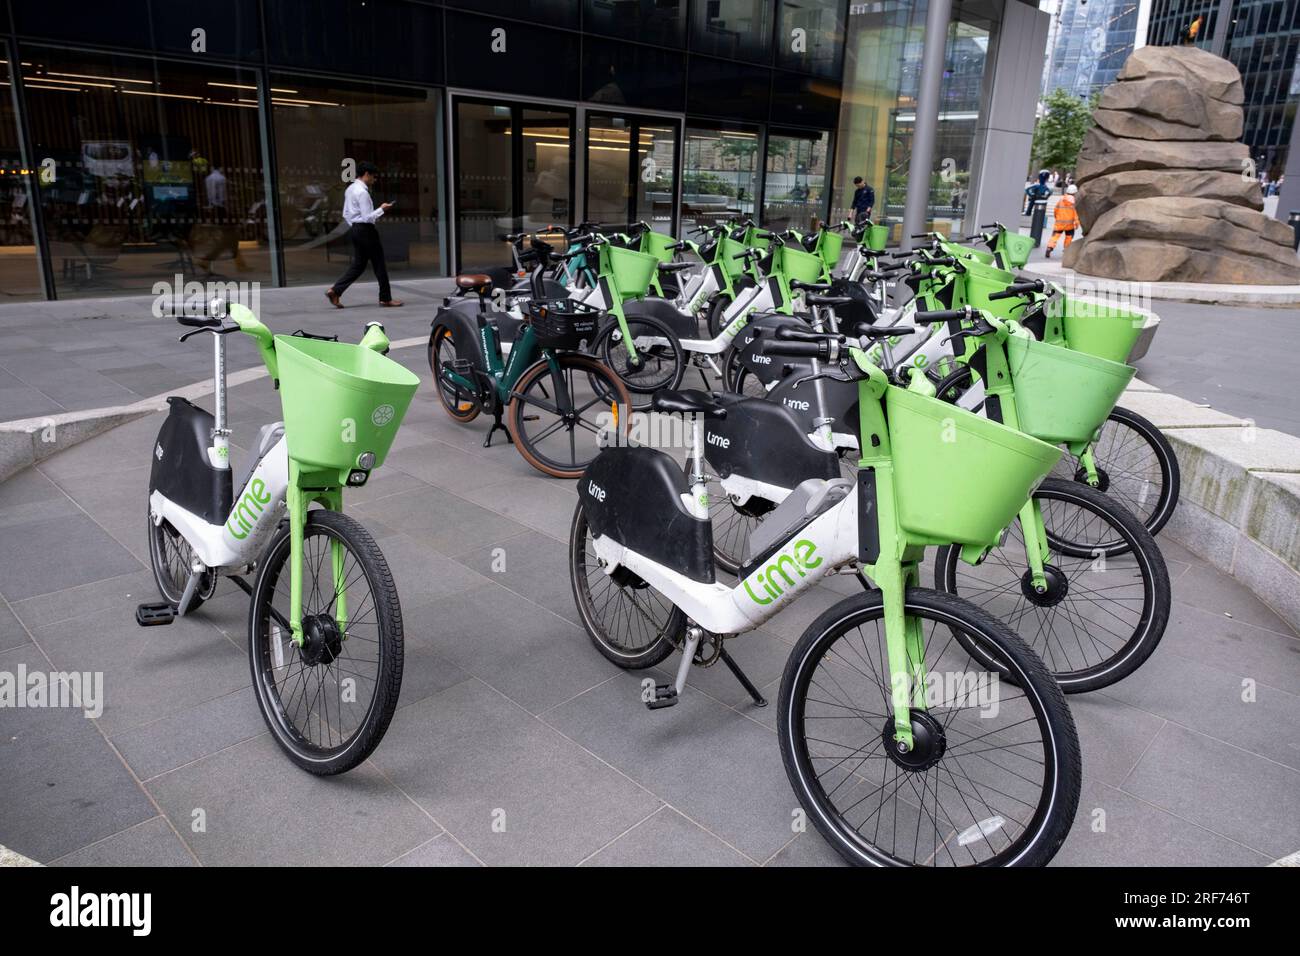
[593,313,685,411]
[568,503,683,668]
[935,477,1170,693]
[147,508,215,614]
[248,510,403,775]
[507,353,631,479]
[1052,405,1180,543]
[779,587,1080,867]
[428,323,480,423]
[705,291,734,339]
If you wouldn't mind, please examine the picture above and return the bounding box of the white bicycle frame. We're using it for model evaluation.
[148,330,290,578]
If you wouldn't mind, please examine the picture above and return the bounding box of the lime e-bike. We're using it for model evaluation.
[139,301,418,774]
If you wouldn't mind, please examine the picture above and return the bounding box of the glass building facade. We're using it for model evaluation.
[0,0,1041,299]
[1042,0,1141,99]
[1146,0,1300,179]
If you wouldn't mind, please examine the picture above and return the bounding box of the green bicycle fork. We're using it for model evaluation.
[286,460,347,647]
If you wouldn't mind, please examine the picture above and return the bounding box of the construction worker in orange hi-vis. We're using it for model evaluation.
[1045,184,1079,258]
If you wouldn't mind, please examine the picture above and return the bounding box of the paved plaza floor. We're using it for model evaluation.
[1,298,1297,865]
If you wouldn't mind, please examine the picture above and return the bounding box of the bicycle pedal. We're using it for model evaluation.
[645,683,679,710]
[135,602,175,627]
[448,358,474,376]
[522,414,540,422]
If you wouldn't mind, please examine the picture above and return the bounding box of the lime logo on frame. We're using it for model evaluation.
[226,477,273,540]
[743,539,822,605]
[371,404,395,426]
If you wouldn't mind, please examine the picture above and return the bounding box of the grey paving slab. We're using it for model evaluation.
[1172,560,1297,637]
[367,532,491,613]
[0,600,30,653]
[10,568,155,631]
[1164,601,1300,692]
[33,600,247,738]
[49,816,197,868]
[401,585,620,715]
[1053,780,1270,867]
[1103,644,1300,772]
[109,686,267,782]
[386,834,482,867]
[0,511,143,602]
[456,475,580,541]
[1121,722,1300,859]
[766,831,850,866]
[50,464,153,564]
[146,734,440,867]
[543,670,800,864]
[582,806,752,866]
[450,530,584,625]
[355,484,531,558]
[1063,693,1167,788]
[0,644,156,862]
[374,678,662,866]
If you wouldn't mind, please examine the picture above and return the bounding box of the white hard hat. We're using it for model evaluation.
[1066,184,1078,195]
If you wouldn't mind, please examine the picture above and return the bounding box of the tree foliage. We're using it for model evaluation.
[1031,88,1098,173]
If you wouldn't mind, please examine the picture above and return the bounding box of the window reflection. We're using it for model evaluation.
[763,129,830,230]
[584,0,687,47]
[681,124,760,232]
[691,0,774,64]
[272,76,442,285]
[777,0,846,77]
[21,48,270,298]
[0,56,42,300]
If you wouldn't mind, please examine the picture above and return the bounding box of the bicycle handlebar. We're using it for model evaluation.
[756,338,829,359]
[914,307,974,324]
[986,280,1045,301]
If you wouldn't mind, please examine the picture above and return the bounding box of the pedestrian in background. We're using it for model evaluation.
[850,176,875,224]
[326,161,402,309]
[1046,183,1079,258]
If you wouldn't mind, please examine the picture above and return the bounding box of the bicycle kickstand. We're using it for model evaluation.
[720,647,768,707]
[483,408,514,448]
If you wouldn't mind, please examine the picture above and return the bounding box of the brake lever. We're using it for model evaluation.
[178,324,237,343]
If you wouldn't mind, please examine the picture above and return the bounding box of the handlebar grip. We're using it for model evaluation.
[757,339,826,359]
[176,315,222,328]
[986,280,1044,301]
[914,307,972,324]
[775,326,844,343]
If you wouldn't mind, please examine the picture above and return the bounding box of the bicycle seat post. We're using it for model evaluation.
[686,413,708,520]
[208,299,231,472]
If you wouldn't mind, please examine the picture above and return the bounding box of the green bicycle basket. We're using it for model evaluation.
[959,260,1019,314]
[1005,335,1136,445]
[814,229,844,272]
[864,224,890,253]
[602,244,660,298]
[886,386,1061,547]
[998,232,1034,269]
[640,230,679,264]
[953,245,996,266]
[1051,296,1149,365]
[773,244,826,284]
[275,335,419,479]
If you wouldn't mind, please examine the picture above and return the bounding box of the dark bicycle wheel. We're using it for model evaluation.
[779,587,1080,867]
[427,323,482,423]
[568,503,682,668]
[508,353,631,479]
[147,508,216,614]
[592,313,685,411]
[1051,405,1180,544]
[248,510,403,776]
[935,477,1170,693]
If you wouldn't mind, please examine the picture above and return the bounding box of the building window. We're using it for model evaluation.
[0,56,43,300]
[762,128,831,230]
[691,0,776,65]
[20,47,271,299]
[776,0,846,78]
[271,76,443,285]
[681,123,761,232]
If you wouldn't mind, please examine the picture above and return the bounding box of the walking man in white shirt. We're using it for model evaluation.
[326,162,402,308]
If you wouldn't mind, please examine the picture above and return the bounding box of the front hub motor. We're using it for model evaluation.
[1020,564,1069,607]
[882,710,947,773]
[299,614,344,667]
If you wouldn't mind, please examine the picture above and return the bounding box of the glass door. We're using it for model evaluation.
[453,97,574,272]
[582,112,679,234]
